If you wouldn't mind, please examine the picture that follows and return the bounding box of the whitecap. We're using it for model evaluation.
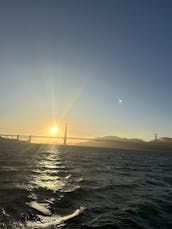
[26,206,85,228]
[27,201,51,215]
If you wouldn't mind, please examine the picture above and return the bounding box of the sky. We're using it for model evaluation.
[0,0,172,140]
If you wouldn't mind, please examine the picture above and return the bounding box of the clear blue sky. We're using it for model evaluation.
[0,0,172,139]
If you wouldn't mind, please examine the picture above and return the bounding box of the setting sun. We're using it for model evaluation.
[51,126,59,134]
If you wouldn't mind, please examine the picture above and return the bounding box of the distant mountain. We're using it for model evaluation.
[159,137,172,143]
[78,136,172,152]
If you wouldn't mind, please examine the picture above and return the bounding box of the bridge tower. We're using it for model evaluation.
[64,123,68,146]
[17,135,20,141]
[154,133,158,141]
[28,135,32,143]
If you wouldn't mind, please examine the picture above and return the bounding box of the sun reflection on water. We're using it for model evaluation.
[30,145,66,192]
[25,145,84,228]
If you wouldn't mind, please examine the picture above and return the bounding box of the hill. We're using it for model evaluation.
[78,136,172,152]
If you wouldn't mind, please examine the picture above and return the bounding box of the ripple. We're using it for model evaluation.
[62,184,81,193]
[31,178,65,191]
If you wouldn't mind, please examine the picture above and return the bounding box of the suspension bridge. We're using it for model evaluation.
[0,134,125,145]
[0,124,122,145]
[0,123,155,146]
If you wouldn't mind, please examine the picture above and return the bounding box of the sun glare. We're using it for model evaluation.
[51,126,58,134]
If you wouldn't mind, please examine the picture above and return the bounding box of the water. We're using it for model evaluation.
[0,143,172,228]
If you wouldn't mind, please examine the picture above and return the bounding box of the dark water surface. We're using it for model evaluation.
[0,143,172,228]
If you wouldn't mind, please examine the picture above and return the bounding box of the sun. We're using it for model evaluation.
[51,126,59,134]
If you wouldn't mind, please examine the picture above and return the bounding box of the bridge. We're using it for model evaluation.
[0,125,121,146]
[0,124,116,145]
[0,124,153,146]
[0,134,118,145]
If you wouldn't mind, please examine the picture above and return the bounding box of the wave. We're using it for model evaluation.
[26,206,85,228]
[1,145,172,228]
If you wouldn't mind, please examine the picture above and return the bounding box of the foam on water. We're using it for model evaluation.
[26,207,85,228]
[28,201,51,215]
